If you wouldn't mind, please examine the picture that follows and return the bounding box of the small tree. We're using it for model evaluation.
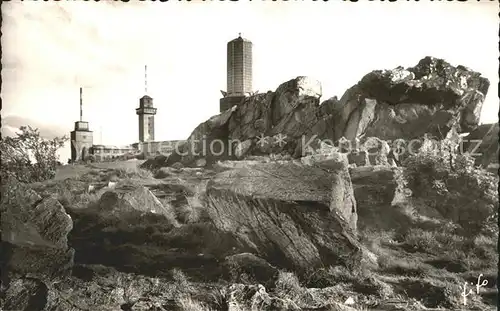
[0,126,68,184]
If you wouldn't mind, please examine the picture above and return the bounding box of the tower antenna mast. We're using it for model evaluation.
[145,65,148,94]
[79,87,83,121]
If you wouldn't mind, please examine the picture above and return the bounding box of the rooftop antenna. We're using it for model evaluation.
[79,87,83,121]
[144,65,148,94]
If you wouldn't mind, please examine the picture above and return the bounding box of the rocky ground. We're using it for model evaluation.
[1,159,497,311]
[1,57,498,311]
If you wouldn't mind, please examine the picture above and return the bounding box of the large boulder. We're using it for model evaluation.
[0,179,75,311]
[462,123,499,167]
[2,195,72,249]
[96,185,179,226]
[228,77,331,158]
[1,179,74,281]
[204,161,362,272]
[166,77,329,167]
[68,183,251,281]
[2,278,50,311]
[2,264,178,311]
[333,57,489,142]
[299,141,350,169]
[229,77,322,141]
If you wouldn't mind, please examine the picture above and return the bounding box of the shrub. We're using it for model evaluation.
[402,228,458,252]
[0,126,68,184]
[208,287,227,311]
[171,268,194,298]
[179,191,210,224]
[176,296,212,311]
[274,271,303,299]
[401,144,498,237]
[172,268,192,288]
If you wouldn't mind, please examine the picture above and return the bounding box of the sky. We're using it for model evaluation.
[2,1,498,162]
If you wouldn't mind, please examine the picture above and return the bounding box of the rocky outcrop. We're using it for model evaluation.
[341,136,392,167]
[166,77,329,167]
[335,57,489,142]
[166,106,236,167]
[65,182,253,281]
[462,123,499,167]
[96,185,179,226]
[1,179,74,282]
[1,179,75,310]
[2,264,180,311]
[230,77,325,156]
[234,139,253,159]
[162,57,488,167]
[2,277,51,311]
[204,161,362,272]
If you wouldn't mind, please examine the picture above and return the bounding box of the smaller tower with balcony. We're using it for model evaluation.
[136,65,157,142]
[70,87,93,162]
[136,95,157,142]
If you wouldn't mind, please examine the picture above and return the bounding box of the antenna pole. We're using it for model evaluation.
[79,87,83,121]
[145,65,148,94]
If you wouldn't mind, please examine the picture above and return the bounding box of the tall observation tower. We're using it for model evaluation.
[136,65,157,142]
[220,33,253,112]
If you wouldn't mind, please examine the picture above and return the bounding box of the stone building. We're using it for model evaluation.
[90,144,137,161]
[69,84,183,162]
[132,81,186,157]
[70,120,93,162]
[70,88,94,162]
[220,33,253,112]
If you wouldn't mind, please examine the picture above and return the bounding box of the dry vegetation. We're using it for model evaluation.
[22,156,494,311]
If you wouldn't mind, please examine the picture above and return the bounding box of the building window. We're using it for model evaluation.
[82,135,86,139]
